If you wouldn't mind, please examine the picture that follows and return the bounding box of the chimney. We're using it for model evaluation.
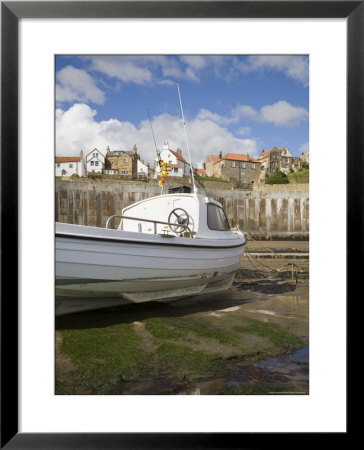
[133,144,137,153]
[203,162,206,170]
[219,150,222,159]
[176,148,182,155]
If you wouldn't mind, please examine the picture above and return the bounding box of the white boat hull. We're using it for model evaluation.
[56,223,245,315]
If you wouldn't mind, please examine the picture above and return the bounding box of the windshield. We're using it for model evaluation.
[207,204,230,231]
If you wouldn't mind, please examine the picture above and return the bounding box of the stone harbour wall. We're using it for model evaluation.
[55,180,309,238]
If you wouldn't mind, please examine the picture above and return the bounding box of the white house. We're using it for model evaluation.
[86,147,106,173]
[55,151,86,177]
[137,159,149,178]
[154,142,191,178]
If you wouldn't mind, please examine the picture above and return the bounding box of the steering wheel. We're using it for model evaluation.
[168,208,190,234]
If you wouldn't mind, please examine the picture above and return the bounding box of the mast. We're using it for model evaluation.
[147,108,165,194]
[176,82,197,194]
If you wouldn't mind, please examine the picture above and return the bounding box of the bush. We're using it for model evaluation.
[265,171,289,185]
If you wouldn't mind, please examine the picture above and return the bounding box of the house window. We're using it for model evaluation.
[95,161,99,166]
[221,163,224,168]
[231,161,236,168]
[123,158,127,163]
[251,163,255,169]
[57,163,60,167]
[69,164,73,168]
[91,161,94,166]
[240,162,245,168]
[121,170,129,175]
[241,171,246,177]
[174,168,178,173]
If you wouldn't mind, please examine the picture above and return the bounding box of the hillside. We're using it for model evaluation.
[288,169,309,184]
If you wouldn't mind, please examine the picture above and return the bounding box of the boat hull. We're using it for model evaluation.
[55,223,245,315]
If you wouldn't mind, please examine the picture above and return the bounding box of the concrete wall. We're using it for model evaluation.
[55,180,309,238]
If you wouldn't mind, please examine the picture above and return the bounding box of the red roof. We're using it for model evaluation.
[207,155,220,163]
[222,153,259,163]
[259,147,287,159]
[168,149,190,165]
[166,163,182,168]
[55,156,81,163]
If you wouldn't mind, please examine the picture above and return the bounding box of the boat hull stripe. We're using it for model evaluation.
[55,233,247,249]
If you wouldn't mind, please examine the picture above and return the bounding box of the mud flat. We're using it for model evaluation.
[56,249,309,395]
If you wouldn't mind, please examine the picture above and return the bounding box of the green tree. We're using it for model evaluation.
[265,171,289,185]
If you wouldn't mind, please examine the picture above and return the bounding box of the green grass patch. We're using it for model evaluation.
[157,342,224,378]
[288,169,309,183]
[145,316,241,347]
[234,319,304,354]
[195,176,226,182]
[59,323,155,394]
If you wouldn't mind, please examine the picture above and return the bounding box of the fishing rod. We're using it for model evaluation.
[176,82,197,194]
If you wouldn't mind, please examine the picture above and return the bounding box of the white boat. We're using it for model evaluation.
[55,191,246,315]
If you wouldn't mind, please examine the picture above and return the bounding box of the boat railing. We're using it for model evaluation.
[105,214,194,237]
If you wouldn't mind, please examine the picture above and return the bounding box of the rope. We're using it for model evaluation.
[245,233,309,273]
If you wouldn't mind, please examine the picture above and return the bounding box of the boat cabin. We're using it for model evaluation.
[115,193,232,239]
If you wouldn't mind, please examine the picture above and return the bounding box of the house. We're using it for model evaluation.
[137,159,149,179]
[300,152,309,167]
[205,154,220,177]
[86,148,106,173]
[194,165,207,177]
[211,153,261,186]
[257,146,300,179]
[154,142,191,178]
[55,150,86,177]
[105,145,139,178]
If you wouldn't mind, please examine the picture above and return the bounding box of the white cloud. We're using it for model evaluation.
[237,55,309,87]
[260,101,308,127]
[237,126,251,136]
[56,66,105,104]
[299,142,309,154]
[88,56,153,84]
[56,104,259,167]
[232,105,259,121]
[196,101,308,128]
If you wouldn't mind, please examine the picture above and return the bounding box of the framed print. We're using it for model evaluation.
[1,0,357,447]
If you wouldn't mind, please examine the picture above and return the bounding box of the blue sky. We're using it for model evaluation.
[55,55,309,167]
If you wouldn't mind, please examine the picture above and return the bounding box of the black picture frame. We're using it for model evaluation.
[1,1,356,448]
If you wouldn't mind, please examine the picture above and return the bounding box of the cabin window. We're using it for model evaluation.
[231,161,236,168]
[207,204,230,231]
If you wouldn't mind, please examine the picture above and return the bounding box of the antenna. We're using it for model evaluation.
[147,108,167,194]
[147,108,160,162]
[176,82,197,194]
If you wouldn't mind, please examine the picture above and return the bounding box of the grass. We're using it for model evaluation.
[145,316,242,347]
[288,169,309,184]
[56,312,306,394]
[156,342,224,379]
[59,323,155,394]
[234,319,304,355]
